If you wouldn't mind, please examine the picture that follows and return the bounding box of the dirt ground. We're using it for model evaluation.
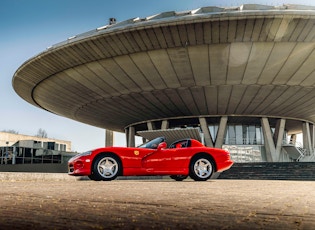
[0,178,314,229]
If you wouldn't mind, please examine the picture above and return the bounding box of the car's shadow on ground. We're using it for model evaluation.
[77,176,217,182]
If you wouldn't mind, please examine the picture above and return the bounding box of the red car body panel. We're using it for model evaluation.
[68,138,233,177]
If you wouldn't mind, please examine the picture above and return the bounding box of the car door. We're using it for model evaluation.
[142,146,189,174]
[141,148,173,173]
[121,147,155,168]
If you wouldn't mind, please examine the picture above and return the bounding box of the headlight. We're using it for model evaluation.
[69,151,92,161]
[77,151,92,157]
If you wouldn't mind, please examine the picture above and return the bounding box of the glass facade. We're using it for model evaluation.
[210,124,266,163]
[224,125,264,145]
[0,146,62,164]
[209,124,265,145]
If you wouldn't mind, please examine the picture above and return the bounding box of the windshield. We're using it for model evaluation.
[138,137,165,149]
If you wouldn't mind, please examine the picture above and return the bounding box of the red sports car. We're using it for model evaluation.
[68,137,233,181]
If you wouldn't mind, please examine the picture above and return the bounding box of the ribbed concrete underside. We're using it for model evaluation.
[13,5,315,132]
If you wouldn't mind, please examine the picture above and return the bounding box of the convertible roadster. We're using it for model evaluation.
[68,137,233,181]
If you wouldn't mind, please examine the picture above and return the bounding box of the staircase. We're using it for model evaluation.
[282,145,304,161]
[300,153,315,162]
[218,162,315,181]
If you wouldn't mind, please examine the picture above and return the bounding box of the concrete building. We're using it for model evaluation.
[0,132,71,151]
[12,4,315,163]
[0,132,74,171]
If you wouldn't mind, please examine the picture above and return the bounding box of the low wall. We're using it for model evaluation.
[0,163,68,173]
[219,162,315,181]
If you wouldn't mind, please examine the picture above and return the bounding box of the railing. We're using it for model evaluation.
[223,145,263,163]
[0,155,62,165]
[223,138,264,145]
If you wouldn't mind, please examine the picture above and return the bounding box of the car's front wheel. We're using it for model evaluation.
[189,155,214,181]
[90,154,121,181]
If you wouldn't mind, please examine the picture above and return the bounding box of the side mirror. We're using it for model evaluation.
[157,142,167,150]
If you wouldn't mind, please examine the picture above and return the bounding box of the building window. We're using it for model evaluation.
[209,125,218,143]
[47,142,55,150]
[223,124,264,145]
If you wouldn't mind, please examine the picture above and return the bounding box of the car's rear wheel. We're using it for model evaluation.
[90,154,121,181]
[189,155,214,181]
[170,175,188,181]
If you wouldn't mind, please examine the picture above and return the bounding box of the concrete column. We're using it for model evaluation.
[125,128,129,147]
[302,122,312,155]
[128,126,135,147]
[261,117,277,162]
[105,129,114,147]
[199,117,214,147]
[215,116,228,148]
[161,120,169,130]
[12,146,16,165]
[274,119,286,161]
[311,124,315,152]
[147,122,154,131]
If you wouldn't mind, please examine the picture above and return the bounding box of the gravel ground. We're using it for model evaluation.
[0,179,314,229]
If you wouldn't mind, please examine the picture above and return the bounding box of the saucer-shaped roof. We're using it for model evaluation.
[13,4,315,132]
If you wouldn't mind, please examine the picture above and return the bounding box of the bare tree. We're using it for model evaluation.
[36,128,48,138]
[2,129,19,134]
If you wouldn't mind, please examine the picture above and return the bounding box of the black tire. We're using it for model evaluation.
[189,155,214,181]
[90,154,121,181]
[170,175,188,181]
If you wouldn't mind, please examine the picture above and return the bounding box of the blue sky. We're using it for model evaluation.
[1,0,314,152]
